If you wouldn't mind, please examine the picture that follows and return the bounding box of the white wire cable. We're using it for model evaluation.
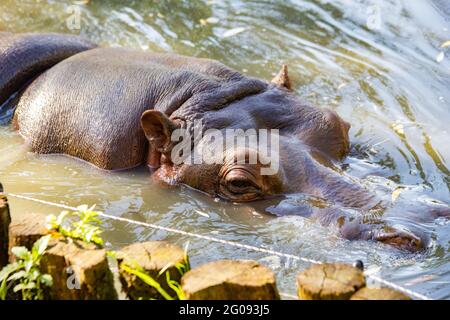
[1,191,432,300]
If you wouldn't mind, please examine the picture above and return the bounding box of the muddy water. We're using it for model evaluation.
[1,0,449,299]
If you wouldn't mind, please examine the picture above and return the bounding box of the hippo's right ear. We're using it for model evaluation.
[271,64,292,90]
[140,110,178,154]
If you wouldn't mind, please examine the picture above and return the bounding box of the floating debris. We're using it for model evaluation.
[337,83,347,90]
[199,17,220,26]
[391,121,405,135]
[251,210,262,217]
[440,40,450,48]
[222,27,247,38]
[436,51,445,63]
[195,209,210,218]
[206,17,219,24]
[391,188,402,202]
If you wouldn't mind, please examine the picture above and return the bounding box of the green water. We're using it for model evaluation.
[0,0,449,299]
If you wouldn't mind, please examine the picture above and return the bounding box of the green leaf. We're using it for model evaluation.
[0,278,7,300]
[93,237,104,246]
[24,260,33,273]
[85,228,94,243]
[7,270,26,281]
[90,218,103,225]
[33,235,51,256]
[45,214,57,229]
[14,281,36,292]
[0,263,21,281]
[29,269,40,281]
[57,211,70,225]
[11,246,30,260]
[40,274,53,287]
[158,262,174,277]
[166,272,186,300]
[0,262,23,300]
[106,251,117,259]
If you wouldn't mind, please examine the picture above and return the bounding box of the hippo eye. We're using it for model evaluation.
[227,178,259,194]
[219,168,262,201]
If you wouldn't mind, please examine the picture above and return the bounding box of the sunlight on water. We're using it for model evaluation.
[0,0,449,298]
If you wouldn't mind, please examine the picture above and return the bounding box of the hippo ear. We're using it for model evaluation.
[271,64,292,90]
[140,110,177,154]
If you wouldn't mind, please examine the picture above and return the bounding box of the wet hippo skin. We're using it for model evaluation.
[1,32,449,252]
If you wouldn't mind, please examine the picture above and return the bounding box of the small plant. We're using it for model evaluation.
[119,244,191,300]
[46,205,104,246]
[0,204,104,300]
[0,235,53,300]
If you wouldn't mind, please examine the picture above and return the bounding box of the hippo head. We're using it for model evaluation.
[138,66,432,252]
[139,66,351,203]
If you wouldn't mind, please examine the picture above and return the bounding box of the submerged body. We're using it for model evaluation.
[1,32,448,251]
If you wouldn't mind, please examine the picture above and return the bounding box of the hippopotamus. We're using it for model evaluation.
[1,32,448,251]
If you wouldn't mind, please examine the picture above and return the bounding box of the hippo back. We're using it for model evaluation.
[0,32,96,108]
